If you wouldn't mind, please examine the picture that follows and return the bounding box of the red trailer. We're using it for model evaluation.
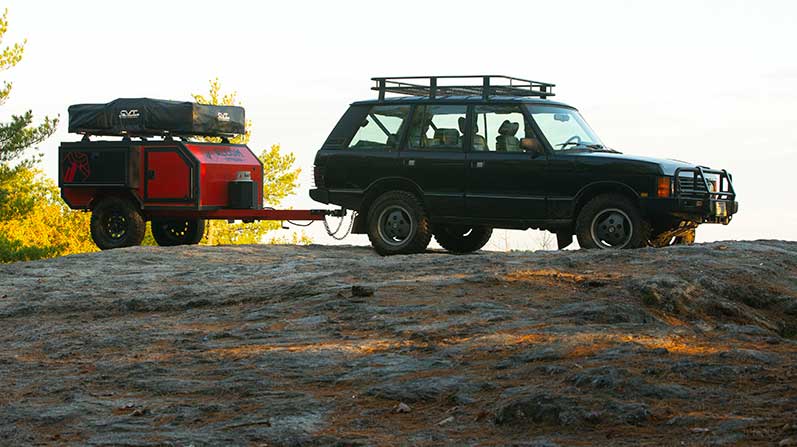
[60,98,343,249]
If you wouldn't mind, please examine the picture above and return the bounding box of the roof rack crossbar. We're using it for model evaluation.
[371,75,555,101]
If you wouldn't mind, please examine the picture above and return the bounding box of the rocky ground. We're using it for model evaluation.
[0,241,796,446]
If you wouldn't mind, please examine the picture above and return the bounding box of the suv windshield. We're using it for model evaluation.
[526,106,605,151]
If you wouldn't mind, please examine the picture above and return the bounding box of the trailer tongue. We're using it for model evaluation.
[60,98,346,250]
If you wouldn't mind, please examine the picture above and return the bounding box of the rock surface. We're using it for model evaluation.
[0,240,796,446]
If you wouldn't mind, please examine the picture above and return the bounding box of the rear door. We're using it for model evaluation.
[143,146,195,203]
[465,104,548,220]
[322,104,407,206]
[399,104,468,218]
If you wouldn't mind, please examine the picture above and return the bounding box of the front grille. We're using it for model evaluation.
[677,176,708,196]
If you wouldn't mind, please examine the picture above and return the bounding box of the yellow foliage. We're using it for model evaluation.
[0,169,97,262]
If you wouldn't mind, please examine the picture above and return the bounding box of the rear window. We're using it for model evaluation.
[348,105,410,150]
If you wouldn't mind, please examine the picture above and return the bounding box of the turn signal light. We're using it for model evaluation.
[657,177,671,198]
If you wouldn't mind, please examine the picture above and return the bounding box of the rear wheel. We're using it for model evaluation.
[151,219,206,246]
[576,194,650,249]
[367,191,432,256]
[90,196,146,250]
[434,225,492,254]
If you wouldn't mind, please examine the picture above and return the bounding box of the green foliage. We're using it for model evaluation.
[190,79,305,245]
[0,9,92,263]
[0,9,57,172]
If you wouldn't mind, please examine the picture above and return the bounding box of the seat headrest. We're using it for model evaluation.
[458,116,478,134]
[498,120,519,136]
[433,128,459,146]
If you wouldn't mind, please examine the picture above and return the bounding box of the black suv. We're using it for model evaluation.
[310,76,738,255]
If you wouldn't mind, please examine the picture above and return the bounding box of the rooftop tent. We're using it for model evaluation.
[68,98,245,137]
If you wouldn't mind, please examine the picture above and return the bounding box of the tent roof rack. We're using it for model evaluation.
[371,75,555,101]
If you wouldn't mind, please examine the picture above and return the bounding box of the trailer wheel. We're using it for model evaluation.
[367,191,431,256]
[434,225,492,254]
[90,197,146,250]
[151,219,206,246]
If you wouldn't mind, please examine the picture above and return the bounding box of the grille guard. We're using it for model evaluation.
[674,166,736,202]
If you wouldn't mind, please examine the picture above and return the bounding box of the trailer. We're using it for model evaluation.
[60,98,344,250]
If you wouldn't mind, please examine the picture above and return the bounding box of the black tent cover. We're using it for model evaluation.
[68,98,245,137]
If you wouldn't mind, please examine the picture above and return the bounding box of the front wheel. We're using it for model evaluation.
[367,191,432,256]
[90,196,146,250]
[151,219,206,246]
[576,194,650,249]
[434,225,492,254]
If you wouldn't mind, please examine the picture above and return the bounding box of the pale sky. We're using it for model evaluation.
[3,0,796,248]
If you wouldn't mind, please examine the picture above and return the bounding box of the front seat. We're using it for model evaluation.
[432,128,460,147]
[458,117,488,151]
[496,120,520,152]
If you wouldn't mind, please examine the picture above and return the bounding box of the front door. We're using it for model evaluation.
[399,104,468,218]
[144,147,194,202]
[465,104,547,220]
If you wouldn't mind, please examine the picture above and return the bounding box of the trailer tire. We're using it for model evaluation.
[90,197,146,250]
[367,191,431,256]
[434,225,492,254]
[151,219,206,246]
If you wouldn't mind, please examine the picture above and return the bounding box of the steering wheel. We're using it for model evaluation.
[559,135,582,148]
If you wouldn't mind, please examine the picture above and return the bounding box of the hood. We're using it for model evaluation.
[567,151,697,175]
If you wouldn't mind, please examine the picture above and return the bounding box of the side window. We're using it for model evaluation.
[472,105,535,152]
[348,105,410,150]
[407,105,467,151]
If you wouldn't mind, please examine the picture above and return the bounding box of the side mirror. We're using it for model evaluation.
[521,138,544,156]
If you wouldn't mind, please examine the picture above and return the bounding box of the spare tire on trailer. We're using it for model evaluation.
[90,196,146,250]
[151,219,206,246]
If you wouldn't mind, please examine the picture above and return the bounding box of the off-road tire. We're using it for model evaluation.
[151,219,206,246]
[434,225,492,254]
[576,194,650,249]
[90,196,146,250]
[367,191,432,256]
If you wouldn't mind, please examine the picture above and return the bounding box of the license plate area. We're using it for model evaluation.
[714,201,728,217]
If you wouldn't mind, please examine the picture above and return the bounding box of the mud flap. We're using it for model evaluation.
[352,213,367,234]
[556,232,573,250]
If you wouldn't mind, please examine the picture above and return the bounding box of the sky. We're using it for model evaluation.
[2,0,796,248]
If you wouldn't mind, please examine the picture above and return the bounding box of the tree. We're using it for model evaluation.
[0,9,57,186]
[190,78,306,245]
[0,169,95,262]
[0,9,94,262]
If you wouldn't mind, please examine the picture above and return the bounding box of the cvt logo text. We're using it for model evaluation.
[119,109,140,119]
[217,112,231,122]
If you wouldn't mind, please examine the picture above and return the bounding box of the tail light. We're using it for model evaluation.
[657,177,671,198]
[313,165,325,188]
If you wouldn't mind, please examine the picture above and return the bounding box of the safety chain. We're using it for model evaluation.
[323,210,356,240]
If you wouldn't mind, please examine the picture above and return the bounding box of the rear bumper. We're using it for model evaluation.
[309,188,329,204]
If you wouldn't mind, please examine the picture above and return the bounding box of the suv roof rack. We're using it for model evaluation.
[371,75,555,101]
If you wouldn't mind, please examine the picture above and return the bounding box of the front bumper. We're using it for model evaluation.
[645,166,738,224]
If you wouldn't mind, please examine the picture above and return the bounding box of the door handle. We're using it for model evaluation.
[471,161,485,168]
[146,169,155,180]
[404,159,416,167]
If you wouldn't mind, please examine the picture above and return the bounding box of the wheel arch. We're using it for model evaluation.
[573,181,640,219]
[359,177,425,218]
[89,189,143,212]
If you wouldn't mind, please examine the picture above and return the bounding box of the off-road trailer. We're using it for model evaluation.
[60,98,345,250]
